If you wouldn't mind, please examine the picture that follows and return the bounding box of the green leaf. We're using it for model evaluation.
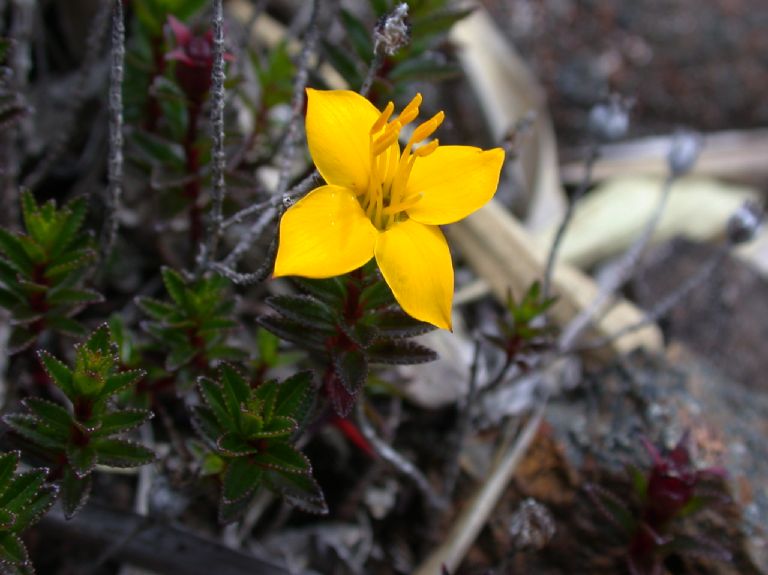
[46,287,103,306]
[22,398,72,433]
[222,457,264,503]
[92,409,153,438]
[0,533,29,571]
[370,311,434,338]
[256,328,279,367]
[0,509,16,530]
[0,470,48,513]
[216,433,257,456]
[333,348,368,396]
[0,453,20,490]
[0,229,33,275]
[3,414,66,450]
[45,316,87,336]
[366,340,438,365]
[274,372,314,422]
[322,41,363,87]
[252,442,310,475]
[92,439,155,468]
[101,369,145,398]
[60,468,91,519]
[12,482,57,531]
[359,279,395,309]
[67,445,97,478]
[219,365,251,424]
[190,406,225,446]
[266,294,336,330]
[293,277,347,305]
[257,316,328,352]
[135,296,176,320]
[199,378,233,430]
[161,267,190,308]
[265,469,328,515]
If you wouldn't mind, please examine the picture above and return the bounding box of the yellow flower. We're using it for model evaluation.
[273,89,505,330]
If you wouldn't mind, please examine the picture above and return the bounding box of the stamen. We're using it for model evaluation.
[398,93,422,126]
[370,101,395,135]
[414,139,439,157]
[382,193,422,214]
[372,121,401,156]
[410,111,445,144]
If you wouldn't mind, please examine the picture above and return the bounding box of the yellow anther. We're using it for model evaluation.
[372,121,401,156]
[410,111,445,144]
[370,101,395,135]
[398,93,422,126]
[414,139,439,157]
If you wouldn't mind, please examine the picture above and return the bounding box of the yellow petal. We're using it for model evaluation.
[274,185,377,278]
[305,89,379,193]
[374,220,453,330]
[405,146,505,225]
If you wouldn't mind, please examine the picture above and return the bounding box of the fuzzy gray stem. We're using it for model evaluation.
[560,173,675,351]
[100,0,125,262]
[275,0,320,203]
[198,0,228,274]
[541,143,599,299]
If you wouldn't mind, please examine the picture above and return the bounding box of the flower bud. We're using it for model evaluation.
[727,200,763,245]
[374,3,411,56]
[667,130,702,176]
[588,95,631,141]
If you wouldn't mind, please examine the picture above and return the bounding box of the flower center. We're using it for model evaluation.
[360,94,444,230]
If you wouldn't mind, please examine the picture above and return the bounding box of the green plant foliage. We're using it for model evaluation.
[0,451,58,575]
[191,365,325,520]
[137,268,246,376]
[3,325,154,518]
[259,268,436,416]
[0,191,101,352]
[132,0,208,37]
[484,281,557,370]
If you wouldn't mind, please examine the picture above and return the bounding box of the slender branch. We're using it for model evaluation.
[356,401,447,511]
[275,0,320,203]
[100,0,125,262]
[359,50,384,98]
[541,143,599,299]
[559,173,676,351]
[197,0,228,274]
[22,0,112,190]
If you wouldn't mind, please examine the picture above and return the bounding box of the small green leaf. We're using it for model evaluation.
[161,267,190,308]
[38,352,75,398]
[0,229,33,276]
[135,296,176,321]
[265,469,328,515]
[12,483,58,531]
[274,372,314,422]
[0,509,16,530]
[370,311,434,339]
[190,406,225,446]
[257,316,328,352]
[22,398,72,433]
[293,277,347,305]
[256,328,279,367]
[3,414,66,450]
[222,457,264,503]
[252,442,309,475]
[67,445,97,478]
[0,452,20,489]
[92,439,155,468]
[0,533,29,570]
[216,433,257,456]
[199,378,233,430]
[0,470,48,513]
[46,287,103,306]
[367,340,438,365]
[101,369,145,398]
[333,348,368,396]
[266,294,336,330]
[60,468,91,519]
[92,409,153,438]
